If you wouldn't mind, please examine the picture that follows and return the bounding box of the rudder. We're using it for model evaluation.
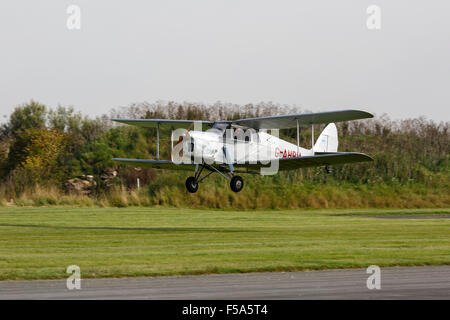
[313,123,338,153]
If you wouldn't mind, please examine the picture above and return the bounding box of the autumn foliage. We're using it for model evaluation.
[0,100,448,208]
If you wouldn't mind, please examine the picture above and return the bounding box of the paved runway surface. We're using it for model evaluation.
[1,266,449,299]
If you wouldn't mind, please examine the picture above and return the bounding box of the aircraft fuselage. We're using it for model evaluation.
[173,130,313,165]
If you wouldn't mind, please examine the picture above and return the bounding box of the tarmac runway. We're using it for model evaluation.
[0,266,449,300]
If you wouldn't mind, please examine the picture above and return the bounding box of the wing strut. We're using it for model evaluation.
[156,122,160,160]
[223,146,234,174]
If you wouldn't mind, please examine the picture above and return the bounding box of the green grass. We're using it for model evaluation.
[0,207,449,280]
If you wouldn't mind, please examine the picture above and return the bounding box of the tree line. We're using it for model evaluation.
[0,100,448,207]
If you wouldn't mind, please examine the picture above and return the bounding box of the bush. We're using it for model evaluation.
[0,101,448,209]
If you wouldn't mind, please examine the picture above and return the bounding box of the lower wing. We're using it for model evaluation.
[113,152,372,172]
[234,152,373,172]
[112,158,196,171]
[278,152,373,170]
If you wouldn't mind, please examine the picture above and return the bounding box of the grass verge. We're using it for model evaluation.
[0,207,449,280]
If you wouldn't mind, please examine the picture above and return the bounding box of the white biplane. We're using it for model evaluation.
[112,110,373,193]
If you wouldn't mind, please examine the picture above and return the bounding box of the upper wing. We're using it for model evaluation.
[112,158,196,171]
[233,110,373,129]
[113,110,372,130]
[112,118,213,129]
[234,152,373,172]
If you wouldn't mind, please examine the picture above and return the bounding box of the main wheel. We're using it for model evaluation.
[185,176,199,193]
[230,175,244,192]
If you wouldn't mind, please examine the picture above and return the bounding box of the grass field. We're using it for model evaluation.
[0,207,449,280]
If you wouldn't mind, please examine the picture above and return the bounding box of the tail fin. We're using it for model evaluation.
[313,123,338,153]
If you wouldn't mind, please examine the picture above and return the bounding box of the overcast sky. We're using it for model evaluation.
[0,0,449,122]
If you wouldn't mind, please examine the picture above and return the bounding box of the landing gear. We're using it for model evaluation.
[185,176,199,193]
[184,164,245,193]
[230,175,244,193]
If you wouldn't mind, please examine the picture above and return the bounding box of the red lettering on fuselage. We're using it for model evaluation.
[275,147,281,158]
[275,148,301,158]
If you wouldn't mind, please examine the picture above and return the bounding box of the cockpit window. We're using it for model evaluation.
[210,122,230,132]
[233,128,253,142]
[207,122,231,136]
[207,122,257,143]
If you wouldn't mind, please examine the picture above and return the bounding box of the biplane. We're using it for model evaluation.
[112,109,373,193]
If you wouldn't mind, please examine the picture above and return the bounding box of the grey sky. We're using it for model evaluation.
[0,0,449,122]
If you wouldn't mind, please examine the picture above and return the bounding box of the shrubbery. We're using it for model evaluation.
[0,100,448,208]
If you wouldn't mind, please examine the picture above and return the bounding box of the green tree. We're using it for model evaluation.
[8,100,47,137]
